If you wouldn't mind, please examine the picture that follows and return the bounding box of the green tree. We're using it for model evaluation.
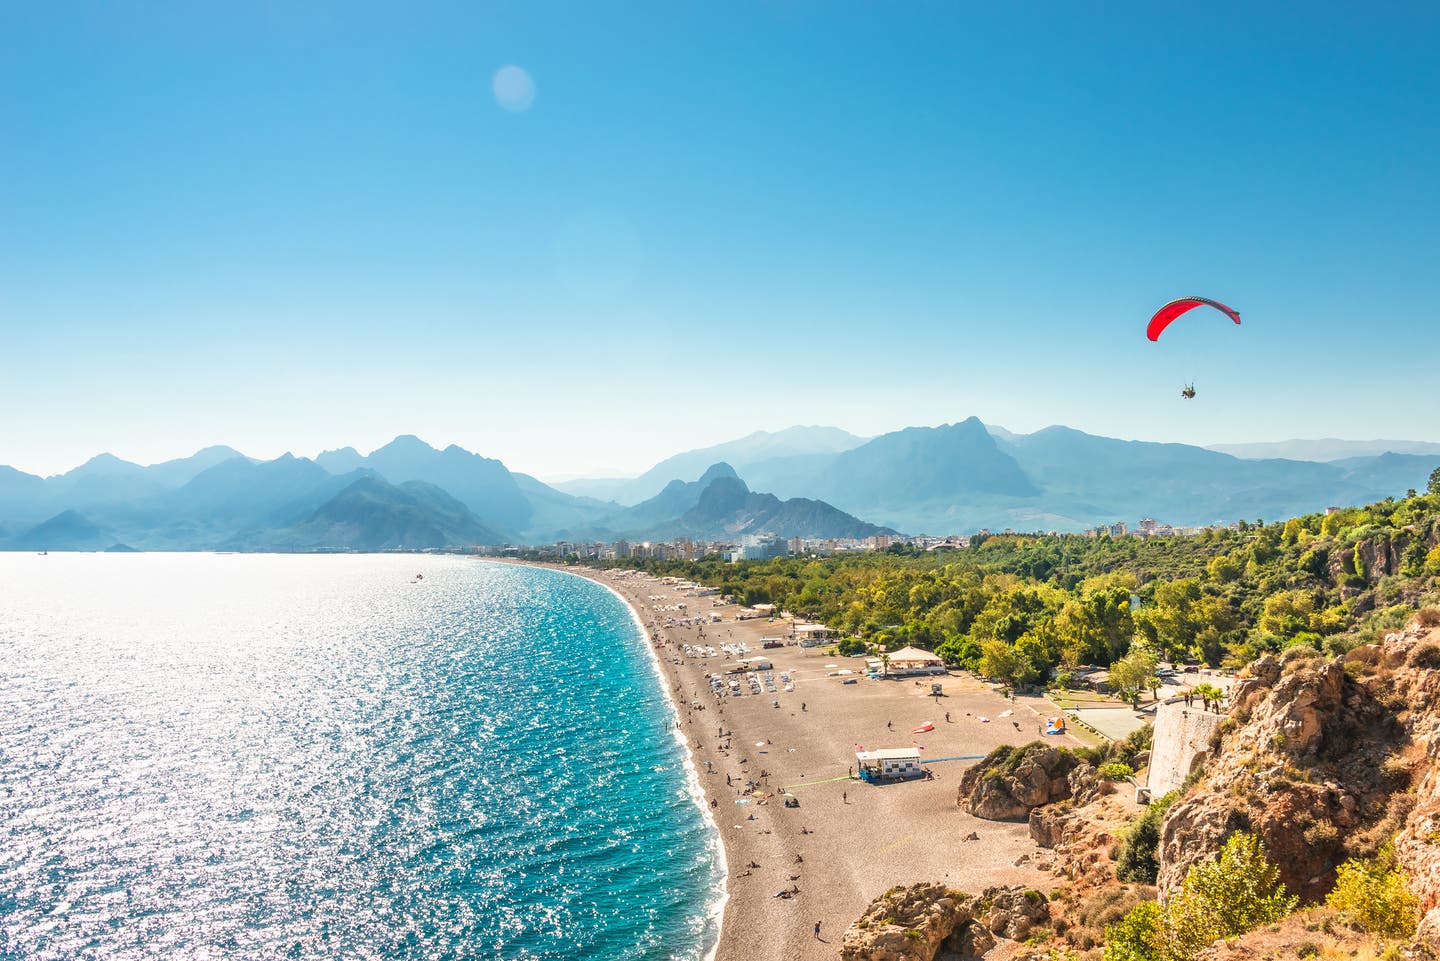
[1326,843,1418,938]
[978,638,1031,688]
[1109,648,1158,705]
[1259,590,1316,639]
[1103,900,1160,961]
[1206,553,1243,583]
[1141,579,1204,661]
[1115,791,1178,884]
[1160,833,1296,960]
[1430,465,1440,495]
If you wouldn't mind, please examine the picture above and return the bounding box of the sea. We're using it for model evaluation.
[0,553,723,960]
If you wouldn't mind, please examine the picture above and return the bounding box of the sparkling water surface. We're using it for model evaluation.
[0,554,720,960]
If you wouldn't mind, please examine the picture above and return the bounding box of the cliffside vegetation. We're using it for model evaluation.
[599,488,1440,686]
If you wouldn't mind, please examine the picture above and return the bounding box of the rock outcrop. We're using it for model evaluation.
[840,883,1049,961]
[957,743,1090,821]
[1158,618,1440,927]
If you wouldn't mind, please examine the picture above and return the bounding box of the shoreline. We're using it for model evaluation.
[573,567,730,961]
[504,560,1080,961]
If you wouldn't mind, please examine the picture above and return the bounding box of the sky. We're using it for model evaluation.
[2,2,1438,479]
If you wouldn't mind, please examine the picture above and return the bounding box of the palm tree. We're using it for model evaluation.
[880,652,891,678]
[1194,682,1224,713]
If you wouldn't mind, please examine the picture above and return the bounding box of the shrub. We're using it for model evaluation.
[1407,643,1440,671]
[1103,899,1160,961]
[1115,791,1177,884]
[1325,844,1418,938]
[1160,833,1296,961]
[1099,762,1135,781]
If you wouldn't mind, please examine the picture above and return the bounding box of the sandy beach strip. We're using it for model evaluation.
[522,562,1082,961]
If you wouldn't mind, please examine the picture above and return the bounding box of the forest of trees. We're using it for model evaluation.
[586,486,1440,688]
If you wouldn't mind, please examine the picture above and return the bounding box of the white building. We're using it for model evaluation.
[856,748,924,783]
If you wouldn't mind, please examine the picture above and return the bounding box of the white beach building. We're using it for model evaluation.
[856,748,924,783]
[792,623,837,647]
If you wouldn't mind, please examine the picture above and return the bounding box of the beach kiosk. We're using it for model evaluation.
[792,623,838,647]
[855,748,924,783]
[885,646,946,677]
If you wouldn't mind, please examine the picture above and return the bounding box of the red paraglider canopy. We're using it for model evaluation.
[1146,296,1241,341]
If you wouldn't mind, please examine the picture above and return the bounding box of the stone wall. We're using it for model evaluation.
[1147,698,1223,797]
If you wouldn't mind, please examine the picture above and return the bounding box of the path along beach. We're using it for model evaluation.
[526,563,1086,961]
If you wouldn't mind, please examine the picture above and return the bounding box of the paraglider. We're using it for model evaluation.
[1146,296,1241,342]
[1148,296,1240,400]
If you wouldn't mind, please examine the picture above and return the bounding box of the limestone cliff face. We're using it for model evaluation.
[1158,618,1440,926]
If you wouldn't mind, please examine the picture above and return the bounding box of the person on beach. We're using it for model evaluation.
[814,921,821,939]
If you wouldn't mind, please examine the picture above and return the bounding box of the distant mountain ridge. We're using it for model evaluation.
[253,476,506,550]
[0,437,886,550]
[1207,438,1440,462]
[2,423,1437,550]
[558,421,1440,535]
[554,425,867,503]
[639,469,895,541]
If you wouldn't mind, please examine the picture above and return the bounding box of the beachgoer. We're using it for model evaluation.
[814,921,821,939]
[887,720,892,730]
[842,791,847,804]
[945,711,951,722]
[801,702,806,712]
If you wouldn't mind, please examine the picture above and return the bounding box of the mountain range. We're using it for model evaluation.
[2,423,1436,551]
[565,421,1440,534]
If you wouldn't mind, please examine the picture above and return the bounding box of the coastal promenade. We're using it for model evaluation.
[523,562,1080,961]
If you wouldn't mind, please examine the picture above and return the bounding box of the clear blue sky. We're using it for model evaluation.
[3,2,1438,478]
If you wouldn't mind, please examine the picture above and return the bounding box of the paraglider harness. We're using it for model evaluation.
[1181,383,1196,400]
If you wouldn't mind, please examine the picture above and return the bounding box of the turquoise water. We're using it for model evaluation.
[0,554,721,960]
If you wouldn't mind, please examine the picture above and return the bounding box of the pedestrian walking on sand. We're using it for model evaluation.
[842,791,847,804]
[814,921,821,939]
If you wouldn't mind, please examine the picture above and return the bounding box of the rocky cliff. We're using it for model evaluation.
[1158,615,1440,931]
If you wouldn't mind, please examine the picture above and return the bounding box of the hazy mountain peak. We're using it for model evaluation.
[698,462,739,484]
[373,434,438,456]
[315,446,364,474]
[81,452,137,469]
[58,452,144,479]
